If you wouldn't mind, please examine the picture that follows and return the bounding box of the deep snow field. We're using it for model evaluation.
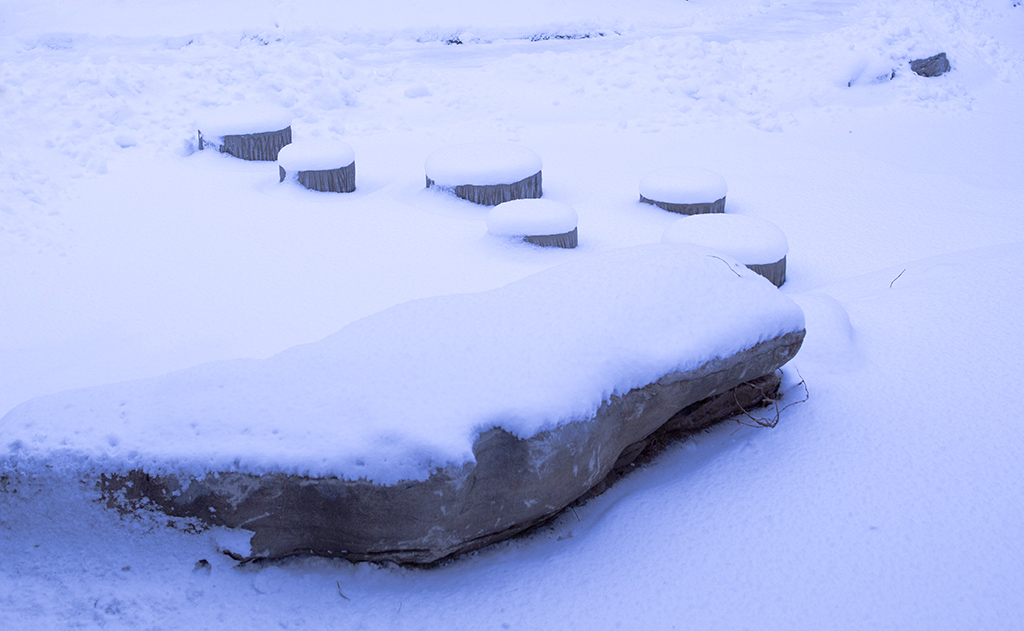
[3,0,1024,628]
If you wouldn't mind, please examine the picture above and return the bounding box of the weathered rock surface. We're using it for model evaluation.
[102,329,803,565]
[910,52,951,77]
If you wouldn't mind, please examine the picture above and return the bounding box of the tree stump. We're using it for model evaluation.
[487,199,579,249]
[639,167,728,215]
[196,104,293,161]
[425,142,543,206]
[661,214,789,287]
[277,140,356,193]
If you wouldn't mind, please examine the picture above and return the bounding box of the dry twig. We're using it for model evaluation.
[890,269,906,288]
[707,255,743,278]
[733,370,808,430]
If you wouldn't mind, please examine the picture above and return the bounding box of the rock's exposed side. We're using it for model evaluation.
[910,53,951,77]
[102,329,804,565]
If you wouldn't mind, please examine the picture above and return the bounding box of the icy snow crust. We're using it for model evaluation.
[2,244,803,484]
[277,140,355,172]
[640,167,728,204]
[196,104,293,138]
[487,199,579,237]
[425,143,542,186]
[662,214,789,264]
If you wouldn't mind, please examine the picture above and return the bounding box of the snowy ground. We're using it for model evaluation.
[2,0,1024,628]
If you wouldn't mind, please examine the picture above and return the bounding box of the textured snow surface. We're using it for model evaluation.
[639,167,728,204]
[662,214,789,264]
[487,199,579,237]
[277,140,355,172]
[1,244,803,483]
[196,104,293,138]
[425,142,542,186]
[3,0,1024,627]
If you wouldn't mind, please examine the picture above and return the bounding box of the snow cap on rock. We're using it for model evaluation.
[1,244,804,485]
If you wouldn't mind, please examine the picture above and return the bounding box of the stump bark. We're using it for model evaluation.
[199,126,292,161]
[746,256,787,287]
[427,171,543,206]
[279,162,356,193]
[640,195,726,215]
[524,227,578,249]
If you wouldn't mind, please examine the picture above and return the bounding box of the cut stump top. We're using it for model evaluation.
[196,103,293,138]
[661,213,788,265]
[425,142,542,187]
[278,139,355,172]
[640,167,728,205]
[487,199,578,238]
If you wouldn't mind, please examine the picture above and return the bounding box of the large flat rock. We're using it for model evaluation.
[3,244,805,564]
[102,331,801,564]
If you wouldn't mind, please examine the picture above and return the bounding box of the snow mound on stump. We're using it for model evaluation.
[426,142,542,205]
[662,214,789,287]
[487,199,579,248]
[278,140,356,193]
[640,167,728,214]
[196,104,293,161]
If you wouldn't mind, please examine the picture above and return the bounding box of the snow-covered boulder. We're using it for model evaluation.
[662,214,789,287]
[197,104,293,161]
[1,244,804,564]
[910,52,950,78]
[487,199,579,248]
[425,142,542,205]
[277,140,356,193]
[639,167,728,215]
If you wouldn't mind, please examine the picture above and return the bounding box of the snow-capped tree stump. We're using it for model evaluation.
[639,167,728,215]
[277,140,356,193]
[487,199,579,249]
[196,104,293,161]
[425,142,543,206]
[662,214,789,287]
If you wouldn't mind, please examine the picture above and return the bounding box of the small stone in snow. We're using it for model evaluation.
[910,53,950,77]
